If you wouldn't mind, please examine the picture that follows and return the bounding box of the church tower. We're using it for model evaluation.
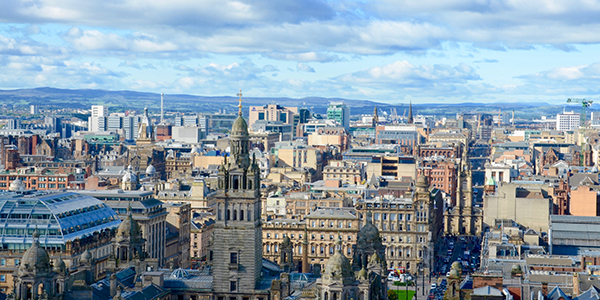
[136,107,155,145]
[211,91,263,295]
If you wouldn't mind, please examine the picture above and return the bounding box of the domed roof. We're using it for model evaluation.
[191,145,202,154]
[323,236,355,285]
[486,176,496,186]
[9,178,25,191]
[53,254,66,274]
[511,264,522,272]
[116,205,143,242]
[358,211,381,247]
[231,116,249,137]
[146,164,156,176]
[416,174,429,193]
[171,268,190,279]
[451,261,462,270]
[368,251,382,265]
[449,268,460,278]
[122,165,137,183]
[20,229,51,274]
[416,174,428,188]
[357,266,368,280]
[81,248,92,263]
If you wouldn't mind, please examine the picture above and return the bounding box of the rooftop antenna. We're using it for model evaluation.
[160,93,164,124]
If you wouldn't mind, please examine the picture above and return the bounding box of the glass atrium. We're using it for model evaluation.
[0,191,122,250]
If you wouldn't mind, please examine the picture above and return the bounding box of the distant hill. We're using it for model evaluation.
[0,87,591,118]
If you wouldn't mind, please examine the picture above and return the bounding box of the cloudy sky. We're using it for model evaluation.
[1,0,600,104]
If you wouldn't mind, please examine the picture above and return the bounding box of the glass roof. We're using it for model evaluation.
[0,191,121,247]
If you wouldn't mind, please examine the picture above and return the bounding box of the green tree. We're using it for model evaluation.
[388,290,398,300]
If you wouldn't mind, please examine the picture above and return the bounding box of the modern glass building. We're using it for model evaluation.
[327,101,350,130]
[0,191,121,251]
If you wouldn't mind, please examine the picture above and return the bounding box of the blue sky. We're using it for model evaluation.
[1,0,600,104]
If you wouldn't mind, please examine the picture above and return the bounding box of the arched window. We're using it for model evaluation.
[233,210,237,221]
[233,177,239,189]
[240,210,244,221]
[227,209,231,220]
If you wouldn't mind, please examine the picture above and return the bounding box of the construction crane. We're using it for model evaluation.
[567,98,593,125]
[567,98,593,166]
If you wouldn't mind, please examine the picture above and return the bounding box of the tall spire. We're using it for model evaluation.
[408,101,413,124]
[236,90,243,116]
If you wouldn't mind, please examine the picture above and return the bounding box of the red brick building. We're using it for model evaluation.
[418,159,457,204]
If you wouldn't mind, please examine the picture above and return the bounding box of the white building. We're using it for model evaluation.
[484,162,518,184]
[30,105,39,115]
[556,111,580,131]
[172,126,204,143]
[88,105,108,132]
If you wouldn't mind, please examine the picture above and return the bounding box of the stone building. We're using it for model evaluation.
[190,216,215,265]
[209,108,269,299]
[165,149,193,179]
[308,127,351,152]
[165,202,192,269]
[79,190,168,266]
[262,208,360,271]
[279,192,353,219]
[445,150,483,236]
[323,160,366,185]
[357,175,443,274]
[157,178,217,212]
[315,236,387,300]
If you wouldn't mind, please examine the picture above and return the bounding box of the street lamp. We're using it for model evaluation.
[419,260,425,296]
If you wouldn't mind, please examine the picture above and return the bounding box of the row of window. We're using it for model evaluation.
[0,176,67,182]
[0,259,19,266]
[370,213,411,221]
[310,221,353,228]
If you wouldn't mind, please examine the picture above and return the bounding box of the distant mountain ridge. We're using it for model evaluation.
[0,87,584,117]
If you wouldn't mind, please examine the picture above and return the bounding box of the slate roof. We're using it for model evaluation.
[472,286,503,296]
[547,286,571,300]
[575,286,600,300]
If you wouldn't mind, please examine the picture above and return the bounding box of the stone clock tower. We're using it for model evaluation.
[211,93,263,297]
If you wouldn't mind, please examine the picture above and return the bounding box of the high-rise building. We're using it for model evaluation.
[88,105,108,132]
[6,119,20,130]
[107,114,123,132]
[183,115,198,127]
[556,111,580,131]
[123,115,141,140]
[30,105,39,115]
[327,101,350,130]
[248,104,298,127]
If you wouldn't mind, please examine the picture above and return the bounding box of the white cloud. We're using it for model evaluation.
[296,63,315,73]
[64,27,178,53]
[339,61,480,86]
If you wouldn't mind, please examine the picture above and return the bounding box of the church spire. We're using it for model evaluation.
[408,101,413,124]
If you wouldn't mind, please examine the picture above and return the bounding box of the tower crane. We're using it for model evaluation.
[566,98,593,125]
[567,98,593,166]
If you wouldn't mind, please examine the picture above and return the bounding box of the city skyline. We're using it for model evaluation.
[1,1,600,104]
